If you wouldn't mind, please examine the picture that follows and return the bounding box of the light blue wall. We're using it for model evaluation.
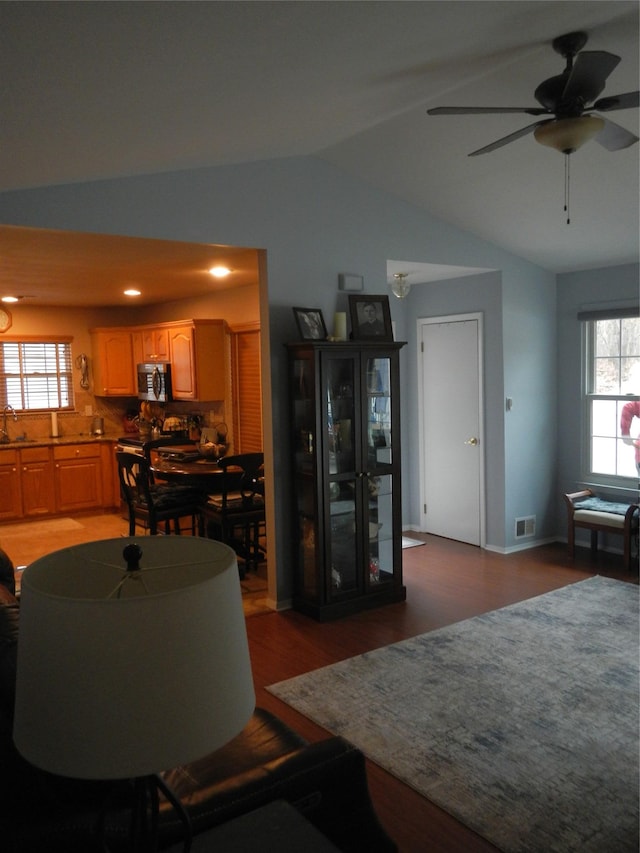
[502,263,558,548]
[401,272,506,546]
[556,263,639,544]
[400,263,557,551]
[0,155,558,599]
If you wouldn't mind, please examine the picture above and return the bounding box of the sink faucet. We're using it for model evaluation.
[0,405,17,443]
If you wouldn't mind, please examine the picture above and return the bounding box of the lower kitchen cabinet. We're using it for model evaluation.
[0,450,22,521]
[0,441,118,524]
[54,443,103,512]
[21,446,56,517]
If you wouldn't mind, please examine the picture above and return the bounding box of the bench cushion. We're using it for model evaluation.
[574,509,627,528]
[574,497,639,517]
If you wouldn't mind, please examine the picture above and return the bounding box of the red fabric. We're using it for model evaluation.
[620,400,640,463]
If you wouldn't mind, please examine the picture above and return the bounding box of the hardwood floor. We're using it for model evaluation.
[3,510,269,615]
[246,534,638,853]
[4,515,636,851]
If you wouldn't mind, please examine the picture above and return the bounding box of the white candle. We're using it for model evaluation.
[333,312,347,341]
[51,411,59,437]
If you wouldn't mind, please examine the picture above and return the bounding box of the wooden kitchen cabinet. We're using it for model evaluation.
[90,329,136,396]
[133,327,170,363]
[54,443,103,512]
[21,446,55,517]
[92,320,228,402]
[168,320,228,401]
[0,449,22,521]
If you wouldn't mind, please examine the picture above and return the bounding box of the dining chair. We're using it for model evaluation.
[200,453,266,576]
[116,452,206,536]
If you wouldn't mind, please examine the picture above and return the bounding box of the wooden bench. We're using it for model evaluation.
[563,489,639,572]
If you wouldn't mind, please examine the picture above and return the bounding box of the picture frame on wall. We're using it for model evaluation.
[348,295,393,341]
[293,307,327,340]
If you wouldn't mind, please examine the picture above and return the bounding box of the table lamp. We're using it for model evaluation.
[13,536,256,852]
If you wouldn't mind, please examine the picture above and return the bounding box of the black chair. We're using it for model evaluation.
[116,452,206,536]
[200,453,266,575]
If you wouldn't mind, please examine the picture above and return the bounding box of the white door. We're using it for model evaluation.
[418,314,484,546]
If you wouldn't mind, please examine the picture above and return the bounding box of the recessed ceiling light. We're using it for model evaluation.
[1,296,19,303]
[124,289,141,297]
[209,266,232,278]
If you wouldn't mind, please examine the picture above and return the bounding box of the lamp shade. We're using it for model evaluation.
[13,537,255,780]
[534,115,605,154]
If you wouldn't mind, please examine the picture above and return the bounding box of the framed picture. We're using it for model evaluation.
[293,307,327,341]
[348,295,393,341]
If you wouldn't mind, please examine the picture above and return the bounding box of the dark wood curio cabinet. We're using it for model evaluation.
[287,340,406,620]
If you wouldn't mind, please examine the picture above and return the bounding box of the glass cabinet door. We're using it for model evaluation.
[291,355,318,599]
[325,354,359,597]
[364,356,394,587]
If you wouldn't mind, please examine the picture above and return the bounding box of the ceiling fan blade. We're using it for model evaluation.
[428,106,548,116]
[593,116,639,151]
[561,51,621,105]
[593,91,640,112]
[468,120,546,156]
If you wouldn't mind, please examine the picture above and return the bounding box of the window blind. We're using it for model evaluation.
[231,329,263,453]
[0,341,74,410]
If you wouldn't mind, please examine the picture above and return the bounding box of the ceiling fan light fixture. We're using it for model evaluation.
[534,115,605,154]
[391,272,411,299]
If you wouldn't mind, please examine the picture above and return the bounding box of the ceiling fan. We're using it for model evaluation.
[427,31,639,156]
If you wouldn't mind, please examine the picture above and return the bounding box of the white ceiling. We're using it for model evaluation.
[1,0,638,301]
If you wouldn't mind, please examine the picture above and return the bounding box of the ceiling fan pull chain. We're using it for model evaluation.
[564,154,571,225]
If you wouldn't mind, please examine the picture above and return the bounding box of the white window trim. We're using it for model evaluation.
[581,315,639,494]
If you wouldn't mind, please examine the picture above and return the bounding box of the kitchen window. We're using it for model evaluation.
[582,311,639,486]
[0,340,74,411]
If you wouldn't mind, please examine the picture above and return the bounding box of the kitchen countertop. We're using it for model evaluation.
[0,434,120,449]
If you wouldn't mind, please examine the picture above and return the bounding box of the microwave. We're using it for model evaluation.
[137,362,172,402]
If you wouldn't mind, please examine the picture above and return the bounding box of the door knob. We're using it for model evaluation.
[465,437,479,446]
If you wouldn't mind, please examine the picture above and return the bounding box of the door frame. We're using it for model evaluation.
[416,312,486,548]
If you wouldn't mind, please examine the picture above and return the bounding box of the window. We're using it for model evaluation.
[583,314,639,484]
[0,340,74,411]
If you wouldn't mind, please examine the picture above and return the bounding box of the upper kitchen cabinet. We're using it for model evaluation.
[90,329,135,396]
[168,320,228,401]
[91,320,229,401]
[133,327,170,363]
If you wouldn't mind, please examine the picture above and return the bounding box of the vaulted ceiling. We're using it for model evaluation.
[1,1,638,304]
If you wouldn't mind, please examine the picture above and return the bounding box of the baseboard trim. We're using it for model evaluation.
[485,536,558,555]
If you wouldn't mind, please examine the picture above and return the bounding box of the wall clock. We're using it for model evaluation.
[0,308,12,333]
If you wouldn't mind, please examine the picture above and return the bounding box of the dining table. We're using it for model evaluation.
[151,455,241,494]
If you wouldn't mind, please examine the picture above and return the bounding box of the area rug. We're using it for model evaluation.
[401,536,425,549]
[268,577,639,852]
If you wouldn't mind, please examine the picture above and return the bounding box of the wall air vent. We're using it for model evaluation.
[515,516,536,538]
